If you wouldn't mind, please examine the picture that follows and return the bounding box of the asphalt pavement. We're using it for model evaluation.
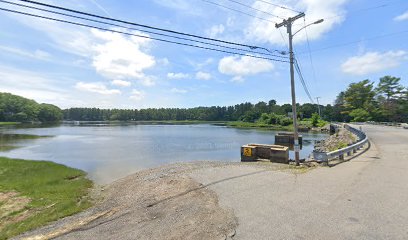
[191,124,408,239]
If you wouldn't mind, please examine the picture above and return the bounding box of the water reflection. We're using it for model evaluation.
[0,123,328,184]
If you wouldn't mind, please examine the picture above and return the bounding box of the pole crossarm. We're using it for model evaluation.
[275,12,305,28]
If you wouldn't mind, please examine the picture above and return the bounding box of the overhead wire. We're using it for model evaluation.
[0,7,290,63]
[0,0,288,59]
[200,0,278,24]
[297,29,408,54]
[15,0,281,54]
[222,0,285,19]
[255,0,302,14]
[297,0,405,26]
[303,17,317,85]
[294,57,314,104]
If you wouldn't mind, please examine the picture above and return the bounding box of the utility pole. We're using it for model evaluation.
[276,14,323,166]
[316,97,321,117]
[276,13,305,166]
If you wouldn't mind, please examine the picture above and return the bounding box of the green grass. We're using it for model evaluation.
[224,121,293,131]
[0,122,20,126]
[0,157,93,240]
[298,118,328,128]
[0,145,19,152]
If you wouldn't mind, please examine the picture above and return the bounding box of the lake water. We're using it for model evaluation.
[0,123,327,184]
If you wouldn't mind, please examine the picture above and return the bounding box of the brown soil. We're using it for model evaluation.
[0,191,32,231]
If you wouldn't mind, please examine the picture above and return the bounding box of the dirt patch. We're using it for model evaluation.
[17,163,237,240]
[0,191,32,231]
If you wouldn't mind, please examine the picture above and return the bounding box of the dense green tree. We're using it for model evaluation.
[0,93,62,122]
[343,80,376,111]
[376,76,404,100]
[38,104,63,122]
[311,113,320,127]
[349,108,371,122]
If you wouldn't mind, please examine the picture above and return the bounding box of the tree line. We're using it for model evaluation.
[0,92,63,122]
[332,76,407,122]
[1,75,406,124]
[63,75,408,123]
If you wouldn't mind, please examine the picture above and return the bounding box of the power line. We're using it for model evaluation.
[294,58,314,103]
[222,0,285,19]
[16,0,279,53]
[298,0,405,26]
[255,0,302,14]
[297,29,408,54]
[199,0,277,23]
[0,0,288,59]
[0,7,290,63]
[303,18,317,86]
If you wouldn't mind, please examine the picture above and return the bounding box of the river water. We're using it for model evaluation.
[0,123,327,184]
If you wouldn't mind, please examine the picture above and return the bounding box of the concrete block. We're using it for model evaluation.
[241,144,289,164]
[275,133,303,145]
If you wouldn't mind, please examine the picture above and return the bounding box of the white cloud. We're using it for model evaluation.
[170,88,188,94]
[206,24,225,38]
[0,65,72,106]
[129,89,145,101]
[7,10,157,87]
[167,72,189,79]
[245,0,349,45]
[195,71,212,80]
[0,45,51,60]
[341,50,407,75]
[230,76,244,83]
[91,29,156,86]
[111,79,131,87]
[394,11,408,21]
[218,56,274,80]
[75,82,121,95]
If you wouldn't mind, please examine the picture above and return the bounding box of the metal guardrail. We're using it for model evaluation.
[313,124,368,162]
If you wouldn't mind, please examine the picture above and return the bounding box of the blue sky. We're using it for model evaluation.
[0,0,407,109]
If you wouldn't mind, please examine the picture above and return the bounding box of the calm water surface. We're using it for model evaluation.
[0,124,327,184]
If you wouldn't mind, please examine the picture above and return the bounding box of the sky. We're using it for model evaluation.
[0,0,407,109]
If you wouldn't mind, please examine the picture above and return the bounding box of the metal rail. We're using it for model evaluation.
[313,124,368,162]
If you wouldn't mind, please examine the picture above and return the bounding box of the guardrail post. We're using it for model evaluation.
[339,154,344,160]
[353,148,357,153]
[347,151,351,156]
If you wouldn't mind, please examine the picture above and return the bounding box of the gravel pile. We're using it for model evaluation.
[314,127,357,152]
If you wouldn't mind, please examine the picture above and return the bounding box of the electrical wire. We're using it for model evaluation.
[297,29,408,54]
[255,0,302,14]
[199,0,277,23]
[0,0,288,59]
[294,57,314,103]
[222,0,285,19]
[0,7,290,63]
[16,0,280,53]
[303,18,317,85]
[297,0,405,26]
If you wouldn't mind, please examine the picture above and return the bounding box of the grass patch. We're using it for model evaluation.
[0,133,51,153]
[225,121,293,131]
[328,141,348,152]
[0,145,19,152]
[0,133,48,141]
[0,122,20,126]
[0,157,93,239]
[298,118,328,128]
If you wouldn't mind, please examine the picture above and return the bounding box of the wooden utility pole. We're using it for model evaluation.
[276,14,323,166]
[275,13,305,166]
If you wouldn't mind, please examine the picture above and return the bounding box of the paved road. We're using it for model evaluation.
[191,124,408,239]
